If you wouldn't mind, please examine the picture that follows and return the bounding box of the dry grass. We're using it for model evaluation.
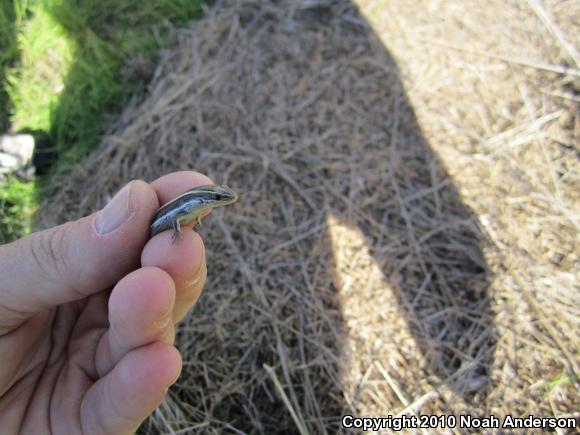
[39,0,578,433]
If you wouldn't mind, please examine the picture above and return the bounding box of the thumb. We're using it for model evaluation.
[0,180,159,329]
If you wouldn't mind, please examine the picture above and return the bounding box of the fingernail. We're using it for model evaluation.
[165,372,181,390]
[155,311,173,329]
[184,241,205,287]
[95,183,134,234]
[184,270,204,288]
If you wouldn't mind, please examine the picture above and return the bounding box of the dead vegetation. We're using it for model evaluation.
[39,0,578,433]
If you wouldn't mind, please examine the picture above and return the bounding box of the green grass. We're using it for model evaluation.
[8,3,72,133]
[541,374,579,392]
[0,0,28,132]
[0,177,37,244]
[1,0,205,242]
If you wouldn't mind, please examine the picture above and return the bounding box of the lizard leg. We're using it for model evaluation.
[171,219,182,243]
[194,210,211,231]
[193,215,203,231]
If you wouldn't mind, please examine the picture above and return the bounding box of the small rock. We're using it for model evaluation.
[0,134,35,176]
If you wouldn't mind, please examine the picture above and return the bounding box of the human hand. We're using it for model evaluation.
[0,171,211,434]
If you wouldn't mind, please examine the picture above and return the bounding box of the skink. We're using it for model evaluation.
[150,184,238,241]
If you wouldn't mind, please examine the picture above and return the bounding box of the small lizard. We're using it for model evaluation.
[150,184,238,242]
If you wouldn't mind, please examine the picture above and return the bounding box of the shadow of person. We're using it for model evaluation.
[139,1,494,431]
[37,1,495,433]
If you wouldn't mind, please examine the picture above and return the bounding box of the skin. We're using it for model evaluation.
[0,171,212,434]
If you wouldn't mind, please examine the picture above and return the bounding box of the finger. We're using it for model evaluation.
[0,180,158,331]
[141,230,207,323]
[145,171,213,322]
[94,267,176,377]
[81,342,181,435]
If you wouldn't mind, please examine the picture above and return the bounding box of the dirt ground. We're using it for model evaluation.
[40,0,578,433]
